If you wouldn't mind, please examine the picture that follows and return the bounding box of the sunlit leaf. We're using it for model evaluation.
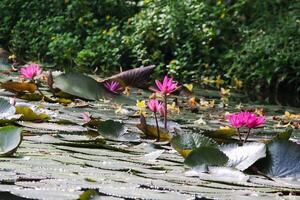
[220,142,266,171]
[137,123,171,141]
[15,106,50,121]
[0,126,22,156]
[17,93,43,101]
[1,81,37,93]
[202,127,236,138]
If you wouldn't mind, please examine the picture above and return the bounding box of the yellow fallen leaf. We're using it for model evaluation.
[183,84,193,92]
[1,81,37,93]
[15,106,50,121]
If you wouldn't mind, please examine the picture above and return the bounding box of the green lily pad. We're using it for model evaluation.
[257,140,300,178]
[0,126,22,156]
[98,120,140,142]
[184,146,229,170]
[54,72,106,101]
[171,132,218,158]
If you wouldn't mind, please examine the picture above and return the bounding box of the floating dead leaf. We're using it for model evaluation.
[136,115,171,141]
[15,106,50,121]
[1,81,37,93]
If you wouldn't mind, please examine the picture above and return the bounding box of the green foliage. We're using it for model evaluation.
[0,0,299,96]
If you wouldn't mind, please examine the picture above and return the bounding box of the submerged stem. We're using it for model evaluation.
[164,94,167,130]
[154,112,160,142]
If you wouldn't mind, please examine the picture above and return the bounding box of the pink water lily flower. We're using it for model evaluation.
[20,63,42,79]
[245,113,266,128]
[226,112,247,128]
[153,76,178,95]
[147,99,163,113]
[104,81,122,93]
[227,111,265,129]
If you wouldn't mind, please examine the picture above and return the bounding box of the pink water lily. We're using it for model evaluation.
[104,81,122,93]
[227,111,265,129]
[147,99,163,113]
[20,63,42,79]
[227,111,266,144]
[153,75,178,95]
[246,113,266,129]
[147,99,163,141]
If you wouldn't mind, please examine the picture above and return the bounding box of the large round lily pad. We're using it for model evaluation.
[0,126,22,156]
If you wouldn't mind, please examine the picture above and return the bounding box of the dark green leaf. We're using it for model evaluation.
[184,146,228,169]
[54,72,105,100]
[98,120,140,142]
[171,132,218,157]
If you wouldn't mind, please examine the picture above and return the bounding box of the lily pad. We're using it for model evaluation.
[220,142,266,171]
[257,140,300,178]
[184,146,229,170]
[0,126,22,156]
[54,72,105,101]
[97,120,140,142]
[17,121,88,132]
[171,133,218,157]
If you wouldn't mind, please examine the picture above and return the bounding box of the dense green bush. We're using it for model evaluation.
[0,0,299,98]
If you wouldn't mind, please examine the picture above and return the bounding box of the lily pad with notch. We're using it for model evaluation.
[98,120,140,142]
[257,140,300,178]
[184,146,229,171]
